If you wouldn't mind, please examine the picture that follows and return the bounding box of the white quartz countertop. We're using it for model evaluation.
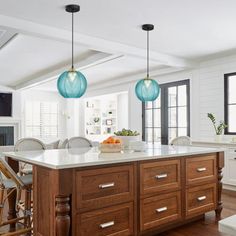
[192,139,236,146]
[3,145,224,170]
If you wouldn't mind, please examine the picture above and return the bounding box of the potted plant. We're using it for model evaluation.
[207,113,227,142]
[114,128,140,148]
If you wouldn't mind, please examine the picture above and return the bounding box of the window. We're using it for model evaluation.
[25,101,59,138]
[143,94,161,143]
[225,73,236,134]
[143,80,190,144]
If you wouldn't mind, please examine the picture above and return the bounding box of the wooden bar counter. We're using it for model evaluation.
[4,145,224,236]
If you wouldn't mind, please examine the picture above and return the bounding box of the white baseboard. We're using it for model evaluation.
[223,184,236,191]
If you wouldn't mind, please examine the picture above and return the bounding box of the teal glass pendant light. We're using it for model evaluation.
[57,4,87,98]
[135,24,160,102]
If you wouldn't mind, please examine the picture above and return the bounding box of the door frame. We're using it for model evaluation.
[142,79,190,144]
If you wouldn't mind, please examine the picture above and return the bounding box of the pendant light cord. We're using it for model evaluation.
[72,12,74,70]
[147,30,149,78]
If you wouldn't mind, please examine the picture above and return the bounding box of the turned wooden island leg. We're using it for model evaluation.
[33,166,73,236]
[56,196,71,236]
[215,152,224,220]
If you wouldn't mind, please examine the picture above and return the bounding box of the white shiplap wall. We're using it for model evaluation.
[197,55,236,140]
[80,54,236,141]
[154,54,236,140]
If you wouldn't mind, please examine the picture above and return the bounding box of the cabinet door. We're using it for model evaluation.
[140,159,181,195]
[75,165,134,211]
[225,148,236,186]
[186,183,216,217]
[186,154,217,186]
[140,191,182,231]
[77,203,133,236]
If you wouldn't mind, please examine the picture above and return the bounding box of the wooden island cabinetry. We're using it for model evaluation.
[5,146,224,236]
[34,153,223,236]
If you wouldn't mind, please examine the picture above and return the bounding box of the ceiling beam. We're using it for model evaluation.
[0,14,197,69]
[89,67,185,91]
[0,84,15,92]
[14,52,122,90]
[0,26,17,50]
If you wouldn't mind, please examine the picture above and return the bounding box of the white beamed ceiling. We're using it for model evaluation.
[1,0,236,91]
[0,33,102,87]
[1,0,236,58]
[35,56,167,92]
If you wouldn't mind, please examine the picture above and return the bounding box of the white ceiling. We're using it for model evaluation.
[1,0,236,59]
[1,0,236,91]
[0,33,98,87]
[36,56,167,91]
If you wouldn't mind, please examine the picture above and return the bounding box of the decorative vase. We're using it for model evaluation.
[214,134,223,142]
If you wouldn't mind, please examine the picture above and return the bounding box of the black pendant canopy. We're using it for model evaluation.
[142,24,154,31]
[65,4,80,13]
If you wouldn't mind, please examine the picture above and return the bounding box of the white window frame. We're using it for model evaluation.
[24,101,59,138]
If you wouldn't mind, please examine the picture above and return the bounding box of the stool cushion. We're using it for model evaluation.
[2,174,33,189]
[219,215,236,236]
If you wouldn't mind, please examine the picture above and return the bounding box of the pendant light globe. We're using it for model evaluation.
[57,4,87,98]
[135,24,160,102]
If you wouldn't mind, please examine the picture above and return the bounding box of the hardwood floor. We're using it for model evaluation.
[158,192,236,236]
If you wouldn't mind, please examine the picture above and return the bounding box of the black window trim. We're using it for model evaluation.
[224,72,236,135]
[142,79,190,144]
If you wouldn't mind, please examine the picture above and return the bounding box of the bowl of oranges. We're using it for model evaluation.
[100,137,122,153]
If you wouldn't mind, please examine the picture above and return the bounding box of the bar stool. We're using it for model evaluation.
[68,136,92,149]
[0,157,32,235]
[170,136,192,146]
[14,138,46,175]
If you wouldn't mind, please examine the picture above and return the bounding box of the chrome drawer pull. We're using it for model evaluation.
[155,173,168,179]
[99,182,115,189]
[100,221,114,229]
[197,167,206,172]
[156,207,168,213]
[197,196,206,201]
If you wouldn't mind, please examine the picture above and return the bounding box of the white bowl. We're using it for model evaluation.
[115,136,140,148]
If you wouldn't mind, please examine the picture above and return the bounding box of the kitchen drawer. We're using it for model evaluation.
[75,165,134,211]
[77,202,133,236]
[186,183,216,217]
[140,159,181,195]
[186,154,216,186]
[227,148,236,156]
[140,191,182,231]
[226,156,236,185]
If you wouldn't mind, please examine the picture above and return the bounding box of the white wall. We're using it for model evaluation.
[117,92,128,130]
[77,91,131,140]
[150,54,236,141]
[86,54,236,142]
[66,99,80,138]
[81,83,142,136]
[2,54,235,143]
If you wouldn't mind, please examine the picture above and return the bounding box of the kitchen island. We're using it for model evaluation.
[4,145,224,236]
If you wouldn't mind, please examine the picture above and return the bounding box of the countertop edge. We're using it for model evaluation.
[4,149,225,170]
